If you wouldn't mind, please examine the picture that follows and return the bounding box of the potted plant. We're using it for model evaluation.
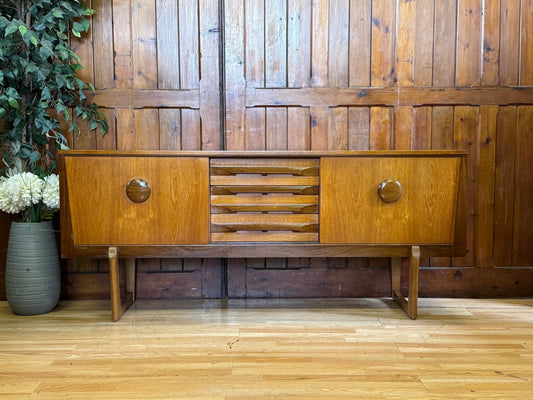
[0,0,107,315]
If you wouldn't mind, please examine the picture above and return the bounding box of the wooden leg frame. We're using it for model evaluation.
[107,245,421,321]
[108,247,136,322]
[391,245,421,319]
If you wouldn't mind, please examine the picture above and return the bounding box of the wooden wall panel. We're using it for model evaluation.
[4,0,530,302]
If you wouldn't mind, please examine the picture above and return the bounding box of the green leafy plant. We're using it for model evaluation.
[0,0,107,221]
[0,0,107,180]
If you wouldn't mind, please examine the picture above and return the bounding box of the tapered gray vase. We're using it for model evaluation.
[5,221,60,315]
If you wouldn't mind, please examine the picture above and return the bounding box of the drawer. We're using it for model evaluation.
[65,156,210,245]
[320,156,461,244]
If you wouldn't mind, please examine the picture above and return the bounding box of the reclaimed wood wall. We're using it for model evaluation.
[1,0,533,300]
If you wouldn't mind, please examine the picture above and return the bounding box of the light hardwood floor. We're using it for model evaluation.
[0,298,532,399]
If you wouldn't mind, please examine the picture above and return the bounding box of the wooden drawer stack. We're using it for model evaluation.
[210,158,319,242]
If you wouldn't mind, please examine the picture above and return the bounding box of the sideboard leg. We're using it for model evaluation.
[108,248,135,322]
[108,247,121,322]
[407,246,421,320]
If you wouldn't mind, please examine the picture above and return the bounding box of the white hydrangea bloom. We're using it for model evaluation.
[42,174,60,209]
[0,172,44,214]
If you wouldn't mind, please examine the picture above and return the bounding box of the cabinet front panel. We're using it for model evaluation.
[65,156,210,245]
[320,157,461,244]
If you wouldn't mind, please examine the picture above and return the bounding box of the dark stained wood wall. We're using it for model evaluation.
[1,0,532,300]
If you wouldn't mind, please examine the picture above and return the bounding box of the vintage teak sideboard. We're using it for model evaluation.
[58,150,467,321]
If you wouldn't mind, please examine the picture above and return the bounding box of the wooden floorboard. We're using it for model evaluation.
[0,298,532,399]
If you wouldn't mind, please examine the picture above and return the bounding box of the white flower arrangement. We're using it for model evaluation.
[0,171,60,222]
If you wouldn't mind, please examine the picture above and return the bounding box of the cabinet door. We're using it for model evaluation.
[65,156,210,245]
[320,156,461,244]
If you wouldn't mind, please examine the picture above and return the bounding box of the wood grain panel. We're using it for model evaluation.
[92,0,114,88]
[65,157,210,245]
[246,0,265,87]
[397,0,415,87]
[311,0,328,87]
[349,0,371,87]
[494,106,517,266]
[156,0,180,90]
[414,0,434,86]
[481,0,500,86]
[265,0,287,88]
[113,0,133,88]
[371,1,396,87]
[288,0,311,88]
[520,0,533,85]
[321,156,461,245]
[179,0,200,89]
[456,0,482,86]
[514,106,533,265]
[453,106,479,267]
[476,105,497,267]
[132,0,157,89]
[433,0,457,87]
[329,0,349,88]
[500,0,520,85]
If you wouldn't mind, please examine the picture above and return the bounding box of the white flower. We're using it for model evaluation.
[0,172,44,214]
[42,174,60,209]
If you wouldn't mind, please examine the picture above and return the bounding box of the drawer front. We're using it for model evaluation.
[210,158,319,242]
[320,156,461,244]
[65,156,210,245]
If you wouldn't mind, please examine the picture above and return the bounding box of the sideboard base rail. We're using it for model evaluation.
[106,245,422,322]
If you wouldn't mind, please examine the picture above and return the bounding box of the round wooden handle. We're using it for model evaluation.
[377,179,402,203]
[126,178,151,203]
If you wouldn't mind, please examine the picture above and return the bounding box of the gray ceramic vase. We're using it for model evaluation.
[5,221,60,315]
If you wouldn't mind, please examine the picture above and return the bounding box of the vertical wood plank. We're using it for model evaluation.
[113,0,133,89]
[514,106,533,265]
[134,109,160,149]
[288,0,311,88]
[266,108,288,150]
[245,0,265,87]
[414,0,434,86]
[200,0,221,149]
[179,0,200,89]
[92,0,114,88]
[476,105,498,267]
[156,0,180,89]
[499,0,520,85]
[369,107,393,150]
[225,0,246,149]
[453,106,479,267]
[311,0,329,87]
[430,105,455,267]
[329,0,350,88]
[288,107,311,150]
[371,1,396,87]
[116,108,136,151]
[348,107,370,150]
[181,109,202,150]
[349,0,371,87]
[481,0,500,86]
[456,0,482,86]
[265,0,287,87]
[96,109,116,150]
[328,107,348,150]
[520,0,533,85]
[310,107,329,150]
[70,11,93,86]
[397,0,416,87]
[394,106,413,150]
[245,108,266,150]
[159,109,182,150]
[493,106,516,266]
[411,106,431,150]
[433,0,457,87]
[132,0,157,89]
